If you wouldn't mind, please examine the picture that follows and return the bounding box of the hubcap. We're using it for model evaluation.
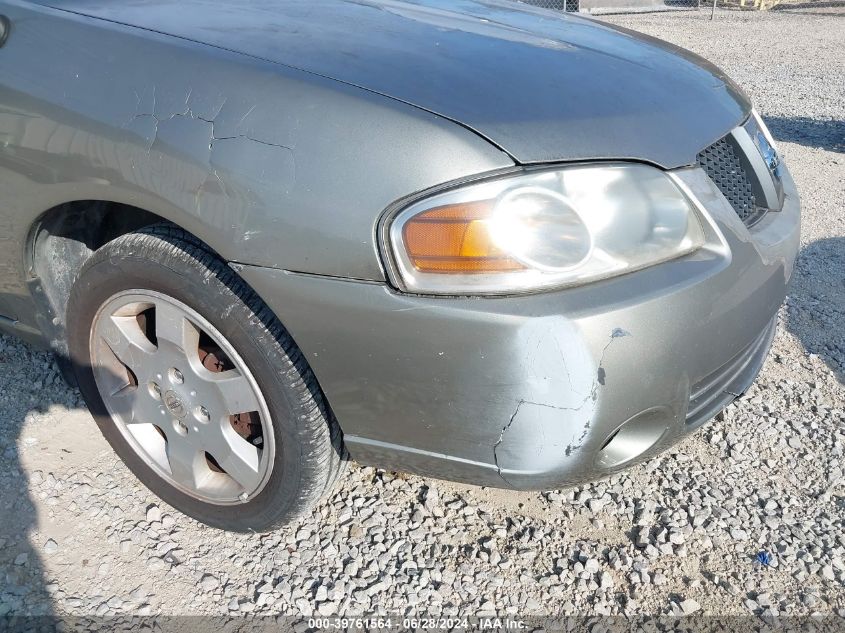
[89,291,275,505]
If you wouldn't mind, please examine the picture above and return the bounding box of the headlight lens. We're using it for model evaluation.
[387,163,705,295]
[751,107,778,152]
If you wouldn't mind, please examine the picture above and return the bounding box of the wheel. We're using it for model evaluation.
[66,225,346,531]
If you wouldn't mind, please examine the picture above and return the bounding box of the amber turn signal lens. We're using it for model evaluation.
[401,201,525,273]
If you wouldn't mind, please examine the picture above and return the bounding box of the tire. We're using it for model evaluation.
[66,224,347,531]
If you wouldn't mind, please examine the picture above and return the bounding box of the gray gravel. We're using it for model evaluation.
[1,6,843,620]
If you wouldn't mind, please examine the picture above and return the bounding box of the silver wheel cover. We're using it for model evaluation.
[90,290,275,505]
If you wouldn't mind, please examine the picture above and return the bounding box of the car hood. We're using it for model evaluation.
[37,0,751,169]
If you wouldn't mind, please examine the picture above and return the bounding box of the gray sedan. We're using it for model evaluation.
[0,0,799,531]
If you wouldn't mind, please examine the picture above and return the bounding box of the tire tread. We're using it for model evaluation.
[71,223,347,531]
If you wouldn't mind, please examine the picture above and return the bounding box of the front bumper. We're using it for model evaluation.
[238,165,800,490]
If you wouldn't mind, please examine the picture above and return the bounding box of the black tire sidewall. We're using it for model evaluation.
[67,245,320,531]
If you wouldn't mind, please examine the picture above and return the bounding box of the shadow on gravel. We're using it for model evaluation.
[773,0,845,13]
[0,335,135,626]
[765,116,845,153]
[0,335,55,623]
[785,238,845,383]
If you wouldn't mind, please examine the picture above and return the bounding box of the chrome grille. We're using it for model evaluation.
[696,137,757,223]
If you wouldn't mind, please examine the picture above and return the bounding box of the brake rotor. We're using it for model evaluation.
[199,346,263,445]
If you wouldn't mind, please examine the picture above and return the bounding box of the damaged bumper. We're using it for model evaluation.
[238,165,800,490]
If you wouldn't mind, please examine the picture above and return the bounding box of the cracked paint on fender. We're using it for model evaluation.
[0,0,512,308]
[123,84,298,232]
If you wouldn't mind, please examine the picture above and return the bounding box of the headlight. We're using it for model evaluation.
[751,107,778,152]
[385,163,705,295]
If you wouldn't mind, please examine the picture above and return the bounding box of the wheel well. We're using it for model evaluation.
[30,202,346,449]
[28,200,166,359]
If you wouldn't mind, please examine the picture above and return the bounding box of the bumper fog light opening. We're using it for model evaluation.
[596,407,672,470]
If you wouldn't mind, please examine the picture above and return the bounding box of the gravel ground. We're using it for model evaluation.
[1,6,844,622]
